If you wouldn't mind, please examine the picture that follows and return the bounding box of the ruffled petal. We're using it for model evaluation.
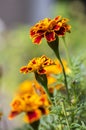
[54,16,61,22]
[30,29,36,37]
[24,110,42,123]
[38,68,46,74]
[8,111,20,119]
[33,35,43,44]
[45,31,55,42]
[53,22,62,31]
[20,66,29,73]
[37,30,45,35]
[56,27,66,36]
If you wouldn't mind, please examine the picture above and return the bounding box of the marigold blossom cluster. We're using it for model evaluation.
[9,15,71,124]
[20,55,55,74]
[30,16,71,44]
[9,58,70,123]
[9,80,49,123]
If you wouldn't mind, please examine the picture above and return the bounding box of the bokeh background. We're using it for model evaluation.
[0,0,86,129]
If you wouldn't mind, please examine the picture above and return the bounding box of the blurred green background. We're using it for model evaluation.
[0,0,86,130]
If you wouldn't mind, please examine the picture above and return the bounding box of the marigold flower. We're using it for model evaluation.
[45,59,71,75]
[48,76,65,93]
[9,80,50,123]
[30,16,71,44]
[45,59,71,93]
[17,80,36,95]
[20,55,55,75]
[9,96,26,119]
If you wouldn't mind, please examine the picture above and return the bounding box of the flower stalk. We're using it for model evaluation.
[61,100,70,130]
[48,36,70,104]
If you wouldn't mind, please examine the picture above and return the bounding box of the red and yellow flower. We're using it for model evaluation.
[9,80,50,123]
[45,59,71,93]
[30,16,71,44]
[20,55,55,75]
[45,59,71,75]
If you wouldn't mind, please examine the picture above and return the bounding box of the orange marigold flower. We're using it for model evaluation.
[8,80,50,123]
[17,80,36,95]
[20,55,55,75]
[45,59,71,75]
[30,16,71,44]
[45,59,71,93]
[48,76,65,93]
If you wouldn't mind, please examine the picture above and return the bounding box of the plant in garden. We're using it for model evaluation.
[9,16,86,130]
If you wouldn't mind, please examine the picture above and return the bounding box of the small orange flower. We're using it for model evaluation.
[45,59,71,93]
[9,80,50,123]
[45,59,71,75]
[20,55,55,75]
[30,16,71,44]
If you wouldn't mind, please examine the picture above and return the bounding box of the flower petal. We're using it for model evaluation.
[33,35,43,44]
[20,66,29,73]
[54,16,61,22]
[53,22,62,31]
[24,110,42,123]
[45,31,55,42]
[37,30,45,35]
[38,68,46,74]
[8,111,20,119]
[30,30,35,37]
[56,27,66,36]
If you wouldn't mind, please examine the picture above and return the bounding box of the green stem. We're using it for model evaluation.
[47,37,70,104]
[44,85,53,104]
[55,48,70,104]
[59,118,63,130]
[61,101,70,130]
